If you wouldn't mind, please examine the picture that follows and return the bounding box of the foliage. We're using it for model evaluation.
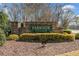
[75,33,79,39]
[0,28,6,46]
[4,26,11,36]
[8,34,19,40]
[19,33,75,42]
[0,11,8,30]
[63,29,72,34]
[0,11,9,37]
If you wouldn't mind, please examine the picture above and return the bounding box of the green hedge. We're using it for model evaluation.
[8,34,19,40]
[63,29,72,34]
[75,33,79,39]
[19,33,75,42]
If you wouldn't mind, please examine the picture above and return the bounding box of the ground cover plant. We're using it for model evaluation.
[19,33,75,42]
[8,34,19,40]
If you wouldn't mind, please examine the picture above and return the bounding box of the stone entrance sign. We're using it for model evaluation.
[29,24,52,32]
[10,21,54,34]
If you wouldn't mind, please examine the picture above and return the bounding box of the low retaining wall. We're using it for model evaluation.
[10,21,57,34]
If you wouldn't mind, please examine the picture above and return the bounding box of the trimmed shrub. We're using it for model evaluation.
[8,34,19,40]
[19,33,35,41]
[0,28,6,46]
[63,29,72,34]
[19,33,75,42]
[75,33,79,39]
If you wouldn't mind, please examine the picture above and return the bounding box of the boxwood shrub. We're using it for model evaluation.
[8,34,19,40]
[19,33,75,42]
[63,29,72,34]
[75,33,79,39]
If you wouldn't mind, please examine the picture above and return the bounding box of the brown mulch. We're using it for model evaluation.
[0,40,79,56]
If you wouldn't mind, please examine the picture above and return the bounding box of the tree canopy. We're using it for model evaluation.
[0,11,8,30]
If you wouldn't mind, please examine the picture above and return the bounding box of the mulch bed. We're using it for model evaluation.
[0,40,79,56]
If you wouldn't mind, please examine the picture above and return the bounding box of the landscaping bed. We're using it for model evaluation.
[19,33,75,42]
[0,40,79,56]
[58,50,79,56]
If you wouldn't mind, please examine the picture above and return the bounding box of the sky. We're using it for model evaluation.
[0,3,79,16]
[0,3,79,13]
[68,3,79,15]
[50,3,79,15]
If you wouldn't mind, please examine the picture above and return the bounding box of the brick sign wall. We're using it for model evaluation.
[10,21,54,34]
